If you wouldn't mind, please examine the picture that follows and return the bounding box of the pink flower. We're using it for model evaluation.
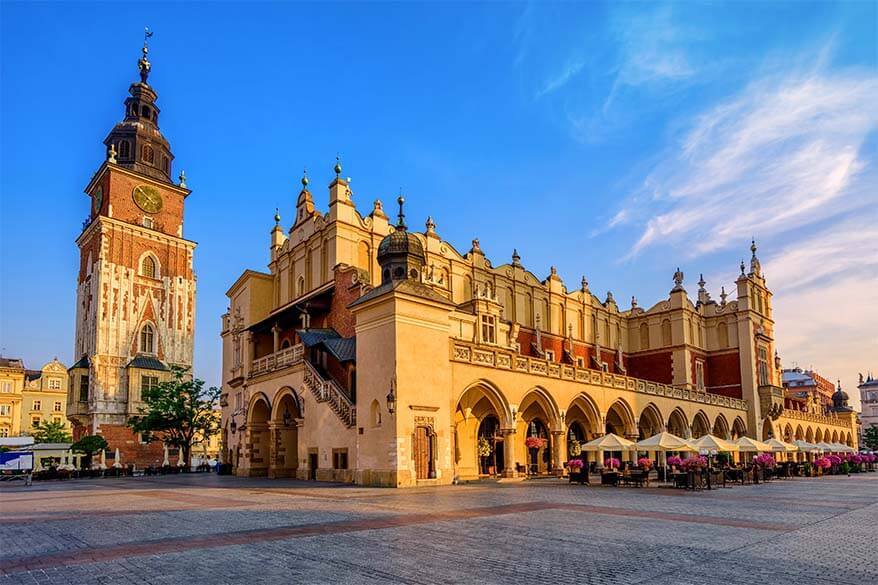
[566,459,584,469]
[754,454,776,468]
[667,456,683,466]
[637,457,653,469]
[525,436,546,450]
[603,457,621,469]
[814,457,832,470]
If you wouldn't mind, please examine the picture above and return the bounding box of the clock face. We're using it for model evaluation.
[133,185,163,214]
[93,186,103,213]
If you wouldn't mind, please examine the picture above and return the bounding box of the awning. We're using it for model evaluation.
[635,431,695,451]
[580,433,637,452]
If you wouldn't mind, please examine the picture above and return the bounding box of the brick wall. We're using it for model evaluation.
[706,352,742,398]
[627,352,673,384]
[326,265,365,338]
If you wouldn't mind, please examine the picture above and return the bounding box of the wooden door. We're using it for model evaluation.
[413,426,432,480]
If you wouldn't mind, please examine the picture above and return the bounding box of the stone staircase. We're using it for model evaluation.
[303,360,357,427]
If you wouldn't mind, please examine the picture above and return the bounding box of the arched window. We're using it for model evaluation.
[140,324,155,354]
[296,276,305,297]
[142,145,154,164]
[141,105,151,118]
[717,322,729,348]
[119,140,130,159]
[661,319,672,346]
[162,156,169,172]
[141,256,156,278]
[639,323,649,350]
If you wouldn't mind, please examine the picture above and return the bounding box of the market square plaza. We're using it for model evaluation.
[1,473,876,585]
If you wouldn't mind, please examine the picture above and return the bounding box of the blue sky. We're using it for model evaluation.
[1,2,875,402]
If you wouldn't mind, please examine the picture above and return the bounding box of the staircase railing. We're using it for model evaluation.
[303,360,357,427]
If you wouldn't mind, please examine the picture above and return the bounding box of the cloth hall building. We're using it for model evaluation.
[220,168,859,487]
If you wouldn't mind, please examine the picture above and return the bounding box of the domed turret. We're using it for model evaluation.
[377,196,425,284]
[831,380,852,412]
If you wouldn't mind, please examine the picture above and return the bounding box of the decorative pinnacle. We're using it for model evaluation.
[301,169,309,190]
[107,143,117,164]
[396,194,406,229]
[178,170,186,188]
[698,273,706,290]
[751,238,758,256]
[425,216,436,233]
[274,208,281,225]
[334,154,342,177]
[740,259,746,275]
[512,249,521,267]
[581,275,588,291]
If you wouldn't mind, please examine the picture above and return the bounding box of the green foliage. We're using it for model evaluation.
[71,434,108,456]
[478,436,492,457]
[840,461,850,475]
[127,366,220,466]
[716,452,731,464]
[864,426,878,451]
[31,419,72,444]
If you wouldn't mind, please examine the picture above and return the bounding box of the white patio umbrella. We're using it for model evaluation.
[690,434,739,452]
[792,439,819,452]
[816,442,836,453]
[113,447,122,468]
[830,442,854,453]
[733,436,772,452]
[580,433,637,451]
[635,431,696,451]
[764,438,798,453]
[162,444,170,466]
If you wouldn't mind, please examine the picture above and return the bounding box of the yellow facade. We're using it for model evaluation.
[0,358,70,438]
[220,167,859,487]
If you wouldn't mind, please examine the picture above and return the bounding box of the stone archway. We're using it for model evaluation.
[567,393,602,468]
[691,411,711,438]
[605,400,636,437]
[712,414,730,440]
[815,428,824,443]
[477,415,504,476]
[731,417,747,440]
[783,423,794,443]
[638,404,664,440]
[244,393,271,477]
[519,388,559,475]
[667,408,690,438]
[805,427,815,443]
[269,389,301,478]
[454,381,511,480]
[794,425,804,441]
[762,418,775,440]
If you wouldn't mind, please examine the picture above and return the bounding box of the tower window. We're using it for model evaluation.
[79,375,89,401]
[140,323,156,354]
[119,140,130,159]
[162,156,169,172]
[142,145,154,164]
[141,105,151,118]
[141,256,157,278]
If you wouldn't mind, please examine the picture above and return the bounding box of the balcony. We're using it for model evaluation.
[758,384,785,420]
[250,344,304,378]
[451,340,749,411]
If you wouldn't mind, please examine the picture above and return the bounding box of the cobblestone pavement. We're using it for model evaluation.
[1,472,876,584]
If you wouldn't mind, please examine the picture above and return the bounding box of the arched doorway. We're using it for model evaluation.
[245,394,271,477]
[762,419,775,440]
[525,418,550,475]
[519,389,560,475]
[477,415,504,476]
[567,421,587,460]
[667,408,689,438]
[605,400,635,436]
[731,417,747,440]
[270,390,300,478]
[454,382,510,480]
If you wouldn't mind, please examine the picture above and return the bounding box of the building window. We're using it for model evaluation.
[32,400,41,411]
[639,323,649,350]
[32,416,41,427]
[142,144,154,164]
[296,276,305,297]
[332,448,349,470]
[79,375,89,401]
[0,428,8,437]
[545,349,556,362]
[480,315,496,344]
[140,324,156,354]
[576,357,585,368]
[757,346,770,386]
[47,378,62,390]
[162,156,169,172]
[695,361,705,391]
[141,375,159,395]
[141,256,157,278]
[0,405,10,416]
[661,320,672,346]
[119,140,130,159]
[53,401,62,412]
[53,416,62,424]
[1,381,11,393]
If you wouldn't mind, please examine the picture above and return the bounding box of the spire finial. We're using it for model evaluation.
[138,27,153,84]
[581,275,588,292]
[301,168,309,190]
[178,170,186,188]
[425,216,436,234]
[107,143,117,164]
[334,153,342,178]
[274,208,281,225]
[396,192,406,230]
[512,249,521,267]
[740,259,746,276]
[751,238,757,256]
[698,273,706,291]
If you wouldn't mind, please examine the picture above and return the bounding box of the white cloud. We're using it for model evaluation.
[625,69,878,258]
[536,60,585,98]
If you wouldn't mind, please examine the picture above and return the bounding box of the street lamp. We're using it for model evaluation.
[386,374,397,415]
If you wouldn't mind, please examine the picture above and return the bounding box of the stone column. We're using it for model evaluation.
[501,428,517,477]
[267,421,281,479]
[551,431,564,475]
[272,323,280,353]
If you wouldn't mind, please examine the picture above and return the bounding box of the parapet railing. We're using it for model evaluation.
[250,344,304,377]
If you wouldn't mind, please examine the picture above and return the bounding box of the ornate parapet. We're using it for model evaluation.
[451,340,749,411]
[779,407,852,429]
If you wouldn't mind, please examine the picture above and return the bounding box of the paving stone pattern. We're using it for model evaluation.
[1,473,875,584]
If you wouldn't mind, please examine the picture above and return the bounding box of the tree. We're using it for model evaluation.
[71,434,109,468]
[128,366,220,468]
[864,426,878,451]
[31,420,72,444]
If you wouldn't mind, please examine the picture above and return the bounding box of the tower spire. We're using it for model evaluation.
[396,193,407,230]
